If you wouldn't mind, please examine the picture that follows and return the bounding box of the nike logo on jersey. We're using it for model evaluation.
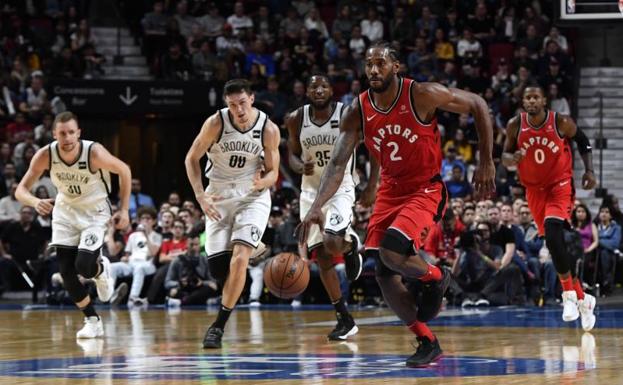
[366,114,377,121]
[424,188,437,193]
[398,109,409,114]
[521,127,531,132]
[559,180,569,186]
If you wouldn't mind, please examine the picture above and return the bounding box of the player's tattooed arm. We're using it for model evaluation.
[91,143,132,228]
[16,146,53,215]
[414,83,495,196]
[557,114,596,189]
[254,119,281,191]
[297,99,361,243]
[501,116,523,168]
[285,108,314,175]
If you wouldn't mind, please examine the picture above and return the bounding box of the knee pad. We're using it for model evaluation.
[208,253,231,287]
[56,247,88,303]
[57,247,78,276]
[544,218,570,275]
[75,248,101,279]
[367,248,398,278]
[380,228,413,256]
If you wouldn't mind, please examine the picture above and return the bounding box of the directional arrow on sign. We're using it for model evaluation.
[119,86,138,106]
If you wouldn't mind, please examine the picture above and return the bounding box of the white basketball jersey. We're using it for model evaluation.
[49,140,111,207]
[205,108,267,184]
[300,102,357,192]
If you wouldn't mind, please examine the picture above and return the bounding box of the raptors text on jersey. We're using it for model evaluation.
[516,110,573,188]
[360,77,442,185]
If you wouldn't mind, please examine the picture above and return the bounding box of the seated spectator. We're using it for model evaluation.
[198,3,224,38]
[15,144,36,179]
[305,7,329,39]
[148,219,187,304]
[469,2,495,42]
[19,75,49,121]
[280,7,304,43]
[256,76,288,123]
[70,19,96,52]
[446,165,473,199]
[444,128,473,163]
[407,37,435,81]
[452,225,502,301]
[361,7,384,42]
[547,83,570,115]
[518,24,541,59]
[0,206,48,296]
[156,210,175,240]
[461,204,477,231]
[173,0,195,38]
[596,206,622,296]
[543,26,568,53]
[5,112,33,145]
[192,39,227,82]
[129,178,156,220]
[51,47,83,79]
[340,79,361,106]
[81,44,106,79]
[34,113,54,146]
[141,0,168,64]
[456,28,482,61]
[424,209,464,267]
[159,43,193,80]
[572,203,598,281]
[0,183,22,224]
[102,215,126,263]
[434,28,455,63]
[253,5,275,44]
[215,23,245,75]
[227,1,254,37]
[109,207,162,305]
[441,146,466,182]
[165,235,218,307]
[245,39,275,77]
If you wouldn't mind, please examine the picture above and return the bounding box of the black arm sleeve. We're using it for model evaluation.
[572,128,592,155]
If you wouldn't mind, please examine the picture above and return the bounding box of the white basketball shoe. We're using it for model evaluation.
[93,256,114,302]
[578,294,596,331]
[562,290,579,322]
[76,316,104,339]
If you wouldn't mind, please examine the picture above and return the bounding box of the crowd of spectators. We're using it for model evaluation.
[0,1,621,307]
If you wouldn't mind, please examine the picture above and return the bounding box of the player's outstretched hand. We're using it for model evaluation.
[358,184,377,208]
[303,154,315,176]
[114,211,130,230]
[252,169,266,192]
[296,206,324,246]
[197,191,223,221]
[35,198,54,216]
[473,159,496,198]
[582,170,597,190]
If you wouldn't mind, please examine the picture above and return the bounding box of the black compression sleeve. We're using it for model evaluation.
[573,128,592,155]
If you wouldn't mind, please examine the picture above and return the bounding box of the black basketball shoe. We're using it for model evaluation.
[344,233,363,281]
[327,313,359,341]
[406,336,443,367]
[202,326,224,349]
[416,266,451,322]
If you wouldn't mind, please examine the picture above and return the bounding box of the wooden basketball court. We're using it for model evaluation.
[0,304,620,384]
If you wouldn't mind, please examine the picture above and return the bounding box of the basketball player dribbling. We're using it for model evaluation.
[298,41,496,367]
[185,79,281,349]
[503,85,597,331]
[285,74,364,340]
[16,111,132,338]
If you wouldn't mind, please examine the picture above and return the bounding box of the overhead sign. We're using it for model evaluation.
[47,79,222,116]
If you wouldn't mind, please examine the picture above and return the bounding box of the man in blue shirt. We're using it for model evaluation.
[129,178,155,220]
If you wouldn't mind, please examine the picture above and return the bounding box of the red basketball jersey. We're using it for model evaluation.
[516,110,573,188]
[360,78,442,185]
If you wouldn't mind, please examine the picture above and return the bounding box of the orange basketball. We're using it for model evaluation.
[263,252,310,299]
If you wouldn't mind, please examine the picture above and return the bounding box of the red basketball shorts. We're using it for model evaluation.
[526,178,575,236]
[365,177,447,251]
